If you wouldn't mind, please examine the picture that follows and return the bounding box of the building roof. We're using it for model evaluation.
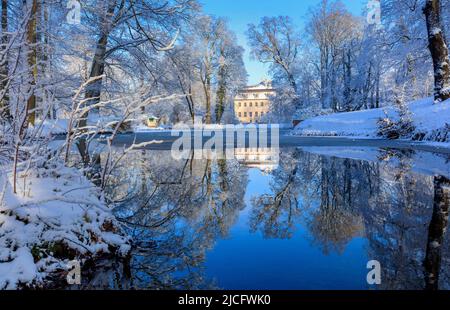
[241,80,274,92]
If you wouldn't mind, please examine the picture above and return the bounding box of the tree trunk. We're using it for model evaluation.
[26,0,38,126]
[188,85,195,124]
[287,72,301,110]
[424,0,450,102]
[43,2,53,118]
[343,49,352,111]
[423,175,450,290]
[215,84,225,123]
[215,65,226,123]
[76,0,121,167]
[203,72,212,124]
[363,63,372,110]
[76,33,108,166]
[320,50,328,109]
[0,0,9,119]
[375,65,380,109]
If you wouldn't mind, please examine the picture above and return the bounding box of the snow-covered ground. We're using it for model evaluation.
[0,163,131,289]
[36,119,170,135]
[134,124,172,132]
[36,117,292,136]
[293,98,450,146]
[31,119,70,136]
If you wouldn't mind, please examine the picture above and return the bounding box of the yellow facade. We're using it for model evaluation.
[234,80,275,123]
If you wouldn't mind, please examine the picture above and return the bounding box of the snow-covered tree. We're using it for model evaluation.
[165,15,246,124]
[307,0,362,111]
[247,16,301,110]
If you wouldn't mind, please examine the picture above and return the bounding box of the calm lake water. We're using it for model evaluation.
[91,146,450,290]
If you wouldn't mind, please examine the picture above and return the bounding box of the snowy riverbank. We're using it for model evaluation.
[293,98,450,147]
[0,162,131,289]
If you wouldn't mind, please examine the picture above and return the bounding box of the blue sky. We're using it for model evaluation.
[201,0,367,84]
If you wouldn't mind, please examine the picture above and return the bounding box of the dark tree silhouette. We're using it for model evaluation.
[424,0,450,102]
[424,175,450,290]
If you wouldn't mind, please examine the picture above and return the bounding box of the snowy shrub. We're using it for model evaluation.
[413,123,450,143]
[377,87,415,139]
[0,164,131,289]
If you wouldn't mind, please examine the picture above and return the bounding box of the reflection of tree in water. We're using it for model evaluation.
[343,150,450,290]
[307,156,365,254]
[249,149,314,239]
[100,149,248,289]
[195,159,248,239]
[424,175,450,290]
[362,153,434,289]
[86,146,450,289]
[250,148,364,249]
[251,148,450,289]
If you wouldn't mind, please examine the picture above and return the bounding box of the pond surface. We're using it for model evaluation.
[93,145,450,290]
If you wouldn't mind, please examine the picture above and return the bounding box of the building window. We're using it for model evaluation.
[249,112,252,117]
[239,102,241,107]
[238,112,242,117]
[255,112,259,117]
[244,112,247,117]
[253,93,259,98]
[249,102,252,107]
[261,102,264,106]
[244,102,247,107]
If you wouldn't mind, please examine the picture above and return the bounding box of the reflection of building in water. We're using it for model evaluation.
[234,147,279,173]
[234,80,275,124]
